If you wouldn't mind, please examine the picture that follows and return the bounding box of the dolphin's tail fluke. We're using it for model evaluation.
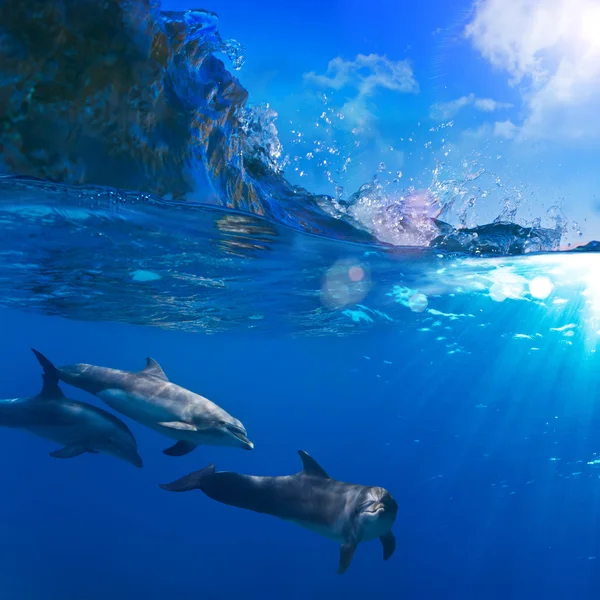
[31,349,60,379]
[159,464,216,492]
[31,349,64,399]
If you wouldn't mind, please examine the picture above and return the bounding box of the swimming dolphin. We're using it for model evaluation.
[0,351,142,467]
[31,349,253,457]
[159,450,397,574]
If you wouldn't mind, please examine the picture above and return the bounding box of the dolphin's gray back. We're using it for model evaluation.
[0,397,77,428]
[199,472,367,527]
[64,365,221,419]
[60,365,140,395]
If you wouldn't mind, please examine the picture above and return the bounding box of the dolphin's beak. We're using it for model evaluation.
[225,424,254,450]
[237,434,254,450]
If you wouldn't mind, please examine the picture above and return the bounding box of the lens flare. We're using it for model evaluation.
[320,260,371,310]
[348,266,365,282]
[408,293,428,312]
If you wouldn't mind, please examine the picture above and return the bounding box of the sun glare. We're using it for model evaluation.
[579,4,600,53]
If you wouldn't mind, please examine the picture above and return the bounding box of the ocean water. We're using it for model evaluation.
[2,1,600,599]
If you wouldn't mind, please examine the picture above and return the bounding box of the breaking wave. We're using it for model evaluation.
[0,0,574,252]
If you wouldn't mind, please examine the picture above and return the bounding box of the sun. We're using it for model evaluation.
[578,3,600,54]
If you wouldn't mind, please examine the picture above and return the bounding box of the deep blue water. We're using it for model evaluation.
[3,299,600,599]
[3,1,600,598]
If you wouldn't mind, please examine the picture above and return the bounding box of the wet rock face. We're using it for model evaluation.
[0,0,249,200]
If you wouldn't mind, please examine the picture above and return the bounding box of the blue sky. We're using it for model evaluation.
[163,0,600,244]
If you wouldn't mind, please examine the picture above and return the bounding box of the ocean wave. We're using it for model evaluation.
[0,0,572,254]
[0,0,376,244]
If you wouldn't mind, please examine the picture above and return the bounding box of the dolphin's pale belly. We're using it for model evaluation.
[24,424,87,447]
[285,513,390,543]
[288,508,391,544]
[96,388,203,442]
[97,389,173,428]
[287,517,346,542]
[359,517,393,542]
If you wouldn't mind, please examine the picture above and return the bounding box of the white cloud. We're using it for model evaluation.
[304,54,418,129]
[493,120,519,139]
[465,0,600,140]
[430,93,512,120]
[304,54,418,95]
[430,95,472,121]
[474,98,512,112]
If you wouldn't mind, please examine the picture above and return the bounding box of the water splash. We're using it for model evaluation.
[239,104,289,175]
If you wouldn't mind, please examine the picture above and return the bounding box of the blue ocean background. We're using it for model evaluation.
[3,300,600,599]
[3,0,600,598]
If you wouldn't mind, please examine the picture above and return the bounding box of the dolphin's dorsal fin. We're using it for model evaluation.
[298,450,330,478]
[39,374,65,400]
[141,357,168,381]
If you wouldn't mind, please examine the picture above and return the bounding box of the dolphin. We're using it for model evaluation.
[31,349,253,457]
[159,450,398,574]
[0,351,142,467]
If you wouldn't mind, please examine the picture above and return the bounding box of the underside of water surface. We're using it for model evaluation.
[0,173,599,351]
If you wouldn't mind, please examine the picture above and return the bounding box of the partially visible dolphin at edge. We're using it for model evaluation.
[159,450,398,574]
[0,350,142,467]
[32,349,254,457]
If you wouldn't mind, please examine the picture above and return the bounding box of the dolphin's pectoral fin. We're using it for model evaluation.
[338,541,357,575]
[157,421,198,431]
[297,450,330,479]
[163,441,197,456]
[50,445,87,459]
[141,358,169,381]
[380,531,396,561]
